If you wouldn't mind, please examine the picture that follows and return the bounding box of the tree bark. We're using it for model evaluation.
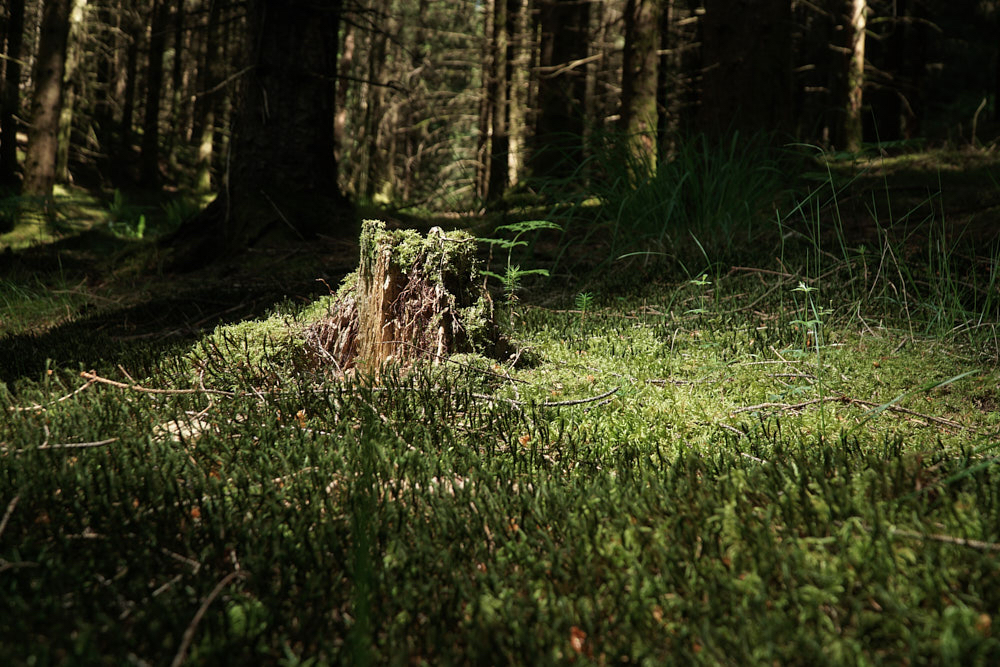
[505,0,529,189]
[531,0,590,181]
[0,0,26,187]
[192,0,224,193]
[844,0,866,151]
[171,0,352,257]
[167,0,187,173]
[621,0,661,175]
[140,0,170,185]
[119,6,142,153]
[479,0,509,204]
[22,0,73,198]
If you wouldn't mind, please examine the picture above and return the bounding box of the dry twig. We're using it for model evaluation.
[731,392,972,432]
[80,370,236,397]
[171,571,247,667]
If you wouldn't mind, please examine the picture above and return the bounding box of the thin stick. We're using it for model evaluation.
[0,495,20,540]
[80,371,235,397]
[731,393,972,431]
[471,386,620,408]
[889,527,1000,552]
[731,397,836,414]
[7,437,119,454]
[9,378,96,412]
[170,571,246,667]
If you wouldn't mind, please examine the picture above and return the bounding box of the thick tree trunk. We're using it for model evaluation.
[621,0,661,176]
[93,0,115,151]
[532,0,590,181]
[700,0,792,138]
[171,0,352,258]
[22,0,73,198]
[0,0,26,187]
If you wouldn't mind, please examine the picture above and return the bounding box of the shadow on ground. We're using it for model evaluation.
[0,231,358,387]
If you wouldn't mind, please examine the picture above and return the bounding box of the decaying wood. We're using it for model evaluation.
[306,220,506,376]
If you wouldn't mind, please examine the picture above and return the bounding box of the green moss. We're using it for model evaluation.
[188,307,329,389]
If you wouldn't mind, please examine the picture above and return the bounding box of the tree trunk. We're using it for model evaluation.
[361,16,389,202]
[479,0,509,204]
[56,0,84,184]
[173,0,352,256]
[488,0,510,203]
[192,0,223,193]
[844,0,866,151]
[531,0,590,181]
[333,18,354,173]
[700,0,792,138]
[167,0,186,173]
[0,0,26,187]
[119,6,141,153]
[93,0,115,151]
[22,0,73,199]
[505,0,529,189]
[621,0,661,176]
[140,0,169,185]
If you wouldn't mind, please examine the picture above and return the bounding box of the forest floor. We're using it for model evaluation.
[1,147,1000,663]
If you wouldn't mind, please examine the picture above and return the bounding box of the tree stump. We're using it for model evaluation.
[307,220,505,376]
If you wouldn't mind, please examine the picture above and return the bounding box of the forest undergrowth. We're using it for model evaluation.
[2,146,1000,664]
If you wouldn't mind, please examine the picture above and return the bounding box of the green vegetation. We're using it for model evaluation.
[2,146,1000,664]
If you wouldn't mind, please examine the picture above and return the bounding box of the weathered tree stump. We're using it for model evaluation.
[307,220,505,376]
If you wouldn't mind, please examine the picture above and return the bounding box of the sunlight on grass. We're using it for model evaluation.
[2,148,1000,663]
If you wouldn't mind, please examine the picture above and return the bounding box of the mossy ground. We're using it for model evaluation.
[1,150,999,664]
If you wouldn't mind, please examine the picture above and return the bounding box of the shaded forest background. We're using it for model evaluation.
[0,0,998,252]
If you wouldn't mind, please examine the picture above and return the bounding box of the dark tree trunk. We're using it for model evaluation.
[621,0,661,174]
[171,0,352,257]
[140,0,169,185]
[700,0,793,138]
[480,0,509,204]
[120,8,142,153]
[93,0,115,151]
[23,0,73,198]
[192,0,224,192]
[655,0,674,161]
[0,0,26,187]
[531,0,590,181]
[167,0,186,172]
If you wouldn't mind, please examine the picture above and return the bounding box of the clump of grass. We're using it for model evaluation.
[590,131,783,267]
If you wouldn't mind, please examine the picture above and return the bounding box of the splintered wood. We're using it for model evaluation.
[306,219,505,377]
